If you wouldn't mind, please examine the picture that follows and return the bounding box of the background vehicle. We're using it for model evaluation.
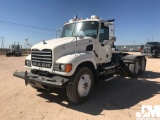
[13,15,146,104]
[6,43,22,57]
[141,42,160,57]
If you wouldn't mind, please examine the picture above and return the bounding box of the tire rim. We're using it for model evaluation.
[78,74,91,97]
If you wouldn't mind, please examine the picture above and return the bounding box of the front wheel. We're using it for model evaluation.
[155,51,159,58]
[6,53,10,57]
[66,67,94,104]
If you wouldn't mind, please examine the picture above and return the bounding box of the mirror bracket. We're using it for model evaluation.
[101,44,104,46]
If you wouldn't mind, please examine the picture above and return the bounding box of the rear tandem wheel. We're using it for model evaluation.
[128,57,146,77]
[139,57,146,74]
[129,58,140,77]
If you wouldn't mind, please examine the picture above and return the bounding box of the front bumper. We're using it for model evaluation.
[13,71,69,88]
[141,52,155,56]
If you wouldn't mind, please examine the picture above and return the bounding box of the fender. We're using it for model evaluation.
[25,54,31,69]
[26,54,31,60]
[122,54,145,63]
[53,52,97,76]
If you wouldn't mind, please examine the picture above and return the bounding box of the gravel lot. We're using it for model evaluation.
[0,52,160,120]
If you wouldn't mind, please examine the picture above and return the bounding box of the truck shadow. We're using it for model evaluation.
[37,71,160,115]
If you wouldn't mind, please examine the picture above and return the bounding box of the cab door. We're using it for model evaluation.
[96,25,112,64]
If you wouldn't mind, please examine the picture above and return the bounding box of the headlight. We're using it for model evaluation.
[60,64,66,71]
[54,63,72,72]
[25,60,31,67]
[152,49,155,52]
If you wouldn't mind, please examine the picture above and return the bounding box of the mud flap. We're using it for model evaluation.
[25,71,28,86]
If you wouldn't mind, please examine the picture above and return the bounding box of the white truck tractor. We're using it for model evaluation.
[13,15,146,104]
[6,43,22,57]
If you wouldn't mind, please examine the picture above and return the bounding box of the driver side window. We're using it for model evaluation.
[99,26,109,43]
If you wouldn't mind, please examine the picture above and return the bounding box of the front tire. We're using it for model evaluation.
[155,52,159,58]
[6,53,10,57]
[66,67,94,104]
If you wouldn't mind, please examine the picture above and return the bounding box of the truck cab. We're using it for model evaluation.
[6,44,22,57]
[14,15,146,104]
[141,42,160,57]
[25,15,116,76]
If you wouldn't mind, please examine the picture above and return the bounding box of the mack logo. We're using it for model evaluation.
[32,62,51,68]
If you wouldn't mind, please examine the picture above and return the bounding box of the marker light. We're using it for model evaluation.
[65,64,72,72]
[91,15,99,19]
[69,19,74,23]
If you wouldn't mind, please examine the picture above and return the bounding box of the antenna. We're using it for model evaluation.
[74,15,78,20]
[133,41,136,45]
[25,37,32,55]
[25,38,29,55]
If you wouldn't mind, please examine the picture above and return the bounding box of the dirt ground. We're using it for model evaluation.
[0,52,160,120]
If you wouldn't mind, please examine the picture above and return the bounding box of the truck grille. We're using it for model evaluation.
[31,49,52,68]
[143,47,151,53]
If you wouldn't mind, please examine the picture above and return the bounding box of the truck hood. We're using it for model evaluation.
[30,36,95,73]
[31,37,76,50]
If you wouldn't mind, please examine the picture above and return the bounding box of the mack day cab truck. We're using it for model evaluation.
[13,15,146,104]
[6,43,22,57]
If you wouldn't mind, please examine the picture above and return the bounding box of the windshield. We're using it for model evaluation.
[12,45,19,51]
[61,21,99,38]
[146,42,158,46]
[13,45,18,48]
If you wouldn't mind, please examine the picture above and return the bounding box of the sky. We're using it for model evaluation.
[0,0,160,48]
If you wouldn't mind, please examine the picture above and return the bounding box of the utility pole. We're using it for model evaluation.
[133,41,136,52]
[133,41,136,45]
[0,37,5,49]
[25,38,29,55]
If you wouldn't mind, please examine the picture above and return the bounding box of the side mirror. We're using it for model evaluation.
[78,31,85,39]
[101,37,116,46]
